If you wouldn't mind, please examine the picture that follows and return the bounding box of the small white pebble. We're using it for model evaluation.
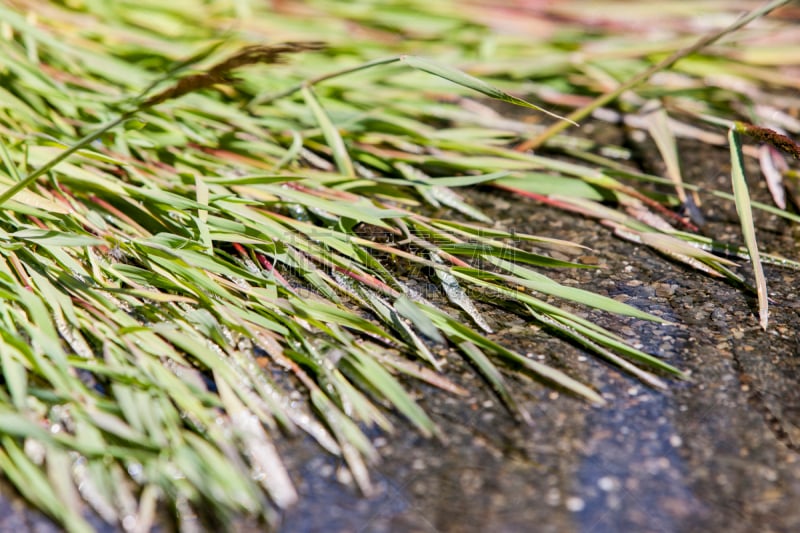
[598,476,617,492]
[566,496,585,512]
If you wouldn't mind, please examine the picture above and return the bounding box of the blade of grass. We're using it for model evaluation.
[400,55,575,125]
[729,128,769,329]
[301,85,356,178]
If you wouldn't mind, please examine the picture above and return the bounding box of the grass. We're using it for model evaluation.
[0,0,798,530]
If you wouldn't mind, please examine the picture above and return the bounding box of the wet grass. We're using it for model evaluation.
[0,0,798,530]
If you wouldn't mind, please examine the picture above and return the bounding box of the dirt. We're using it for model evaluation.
[3,137,799,532]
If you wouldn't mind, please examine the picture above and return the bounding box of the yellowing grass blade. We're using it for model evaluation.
[759,144,788,210]
[643,102,687,205]
[729,129,768,330]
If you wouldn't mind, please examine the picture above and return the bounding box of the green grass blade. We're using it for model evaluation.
[457,340,529,423]
[301,85,356,178]
[400,55,575,124]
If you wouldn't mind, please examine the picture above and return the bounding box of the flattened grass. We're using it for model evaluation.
[0,0,797,530]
